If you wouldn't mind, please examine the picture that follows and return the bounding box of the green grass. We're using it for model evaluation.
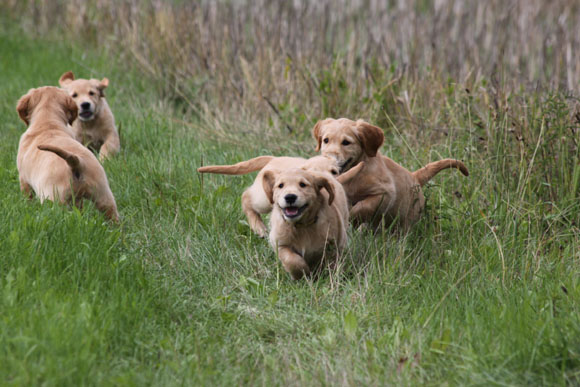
[1,27,579,386]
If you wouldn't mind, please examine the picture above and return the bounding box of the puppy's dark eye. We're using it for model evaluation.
[341,139,351,146]
[89,91,95,96]
[331,170,338,175]
[323,138,329,144]
[278,183,284,188]
[299,182,306,188]
[72,93,78,98]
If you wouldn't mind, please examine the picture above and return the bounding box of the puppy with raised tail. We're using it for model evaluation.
[198,155,363,238]
[16,86,119,222]
[59,71,120,161]
[313,118,469,229]
[262,168,349,280]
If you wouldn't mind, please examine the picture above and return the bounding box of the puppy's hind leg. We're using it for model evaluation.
[242,189,268,238]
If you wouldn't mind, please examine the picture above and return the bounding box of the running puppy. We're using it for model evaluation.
[263,168,349,280]
[198,155,362,238]
[59,71,120,161]
[16,86,119,222]
[313,118,468,228]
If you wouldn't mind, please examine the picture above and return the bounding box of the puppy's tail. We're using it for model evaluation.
[38,145,82,178]
[197,156,274,175]
[412,159,469,187]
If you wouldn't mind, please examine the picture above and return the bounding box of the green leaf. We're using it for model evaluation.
[365,340,375,357]
[344,311,358,338]
[221,312,236,322]
[267,290,278,306]
[430,328,451,353]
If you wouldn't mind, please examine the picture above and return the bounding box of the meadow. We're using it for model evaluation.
[1,1,580,385]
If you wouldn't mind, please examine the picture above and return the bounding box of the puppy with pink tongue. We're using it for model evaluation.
[262,168,349,280]
[59,71,120,161]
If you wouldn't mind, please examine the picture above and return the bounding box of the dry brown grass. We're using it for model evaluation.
[3,0,580,138]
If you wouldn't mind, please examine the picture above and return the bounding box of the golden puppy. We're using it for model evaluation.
[198,155,362,238]
[59,71,120,161]
[313,118,468,228]
[16,86,119,222]
[263,168,349,280]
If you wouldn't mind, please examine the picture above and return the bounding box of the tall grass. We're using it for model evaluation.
[3,0,580,134]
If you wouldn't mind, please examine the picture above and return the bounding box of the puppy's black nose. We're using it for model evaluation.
[284,194,297,204]
[80,102,91,110]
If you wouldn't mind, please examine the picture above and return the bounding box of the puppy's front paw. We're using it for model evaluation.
[256,226,269,239]
[286,260,310,280]
[289,267,310,280]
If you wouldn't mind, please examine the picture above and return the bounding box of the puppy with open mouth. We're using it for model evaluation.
[59,71,120,161]
[263,168,349,280]
[313,118,469,229]
[198,155,363,238]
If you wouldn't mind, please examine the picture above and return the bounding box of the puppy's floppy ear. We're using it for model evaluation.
[312,118,334,152]
[16,91,33,125]
[59,71,75,86]
[63,94,78,125]
[97,78,109,97]
[314,175,335,206]
[355,120,384,157]
[262,171,276,204]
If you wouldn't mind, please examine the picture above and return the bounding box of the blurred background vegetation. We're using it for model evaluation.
[3,0,580,134]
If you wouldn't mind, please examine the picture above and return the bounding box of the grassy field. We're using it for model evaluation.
[1,13,580,387]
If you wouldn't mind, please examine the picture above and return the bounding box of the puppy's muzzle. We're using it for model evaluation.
[339,158,353,173]
[282,204,308,220]
[281,194,307,220]
[78,102,95,121]
[284,194,297,205]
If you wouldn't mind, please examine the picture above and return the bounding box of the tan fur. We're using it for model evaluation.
[16,86,119,222]
[59,71,120,161]
[197,156,275,175]
[263,168,349,280]
[313,118,469,229]
[198,155,362,238]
